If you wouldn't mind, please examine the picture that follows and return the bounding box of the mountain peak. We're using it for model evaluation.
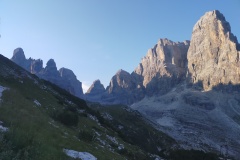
[59,67,76,79]
[188,10,240,90]
[193,10,232,38]
[11,48,26,65]
[211,10,225,20]
[93,79,102,85]
[46,59,57,68]
[116,69,130,76]
[86,79,105,95]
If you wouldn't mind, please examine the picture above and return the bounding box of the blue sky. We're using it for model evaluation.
[0,1,240,92]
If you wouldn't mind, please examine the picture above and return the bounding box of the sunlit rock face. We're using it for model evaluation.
[133,38,190,96]
[105,69,141,105]
[187,10,240,90]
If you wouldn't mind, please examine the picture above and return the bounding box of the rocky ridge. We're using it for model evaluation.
[131,10,240,158]
[87,10,240,106]
[11,10,240,107]
[11,50,83,98]
[133,38,190,96]
[86,39,190,105]
[87,10,240,158]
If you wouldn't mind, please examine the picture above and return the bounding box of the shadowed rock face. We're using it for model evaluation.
[187,10,240,90]
[86,79,105,96]
[31,59,43,74]
[107,69,135,94]
[59,67,83,98]
[39,59,60,79]
[105,69,140,105]
[12,48,26,66]
[11,51,83,98]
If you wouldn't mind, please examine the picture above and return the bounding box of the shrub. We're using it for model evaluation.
[55,110,79,126]
[78,130,96,142]
[168,149,219,160]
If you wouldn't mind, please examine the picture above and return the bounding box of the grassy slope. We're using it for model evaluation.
[90,104,176,155]
[0,77,125,160]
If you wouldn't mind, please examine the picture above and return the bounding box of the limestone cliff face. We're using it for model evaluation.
[187,10,240,90]
[86,40,190,105]
[11,50,83,97]
[105,69,140,104]
[86,79,105,96]
[134,38,189,95]
[107,69,135,94]
[30,59,43,74]
[58,67,83,97]
[38,59,61,82]
[12,48,26,67]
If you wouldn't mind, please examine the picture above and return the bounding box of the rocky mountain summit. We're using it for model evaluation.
[187,10,240,90]
[11,50,83,98]
[131,10,240,158]
[85,79,105,99]
[133,38,190,96]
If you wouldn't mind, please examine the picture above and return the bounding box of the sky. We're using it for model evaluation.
[0,1,240,93]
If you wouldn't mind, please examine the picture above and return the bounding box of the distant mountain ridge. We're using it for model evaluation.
[11,10,240,107]
[85,39,190,104]
[11,48,84,98]
[86,10,240,106]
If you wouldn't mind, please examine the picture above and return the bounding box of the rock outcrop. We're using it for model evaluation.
[133,38,190,96]
[187,10,240,90]
[59,67,83,98]
[107,69,135,94]
[11,50,83,98]
[86,79,105,96]
[85,79,106,102]
[38,59,61,83]
[12,48,26,67]
[30,59,43,74]
[105,69,141,104]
